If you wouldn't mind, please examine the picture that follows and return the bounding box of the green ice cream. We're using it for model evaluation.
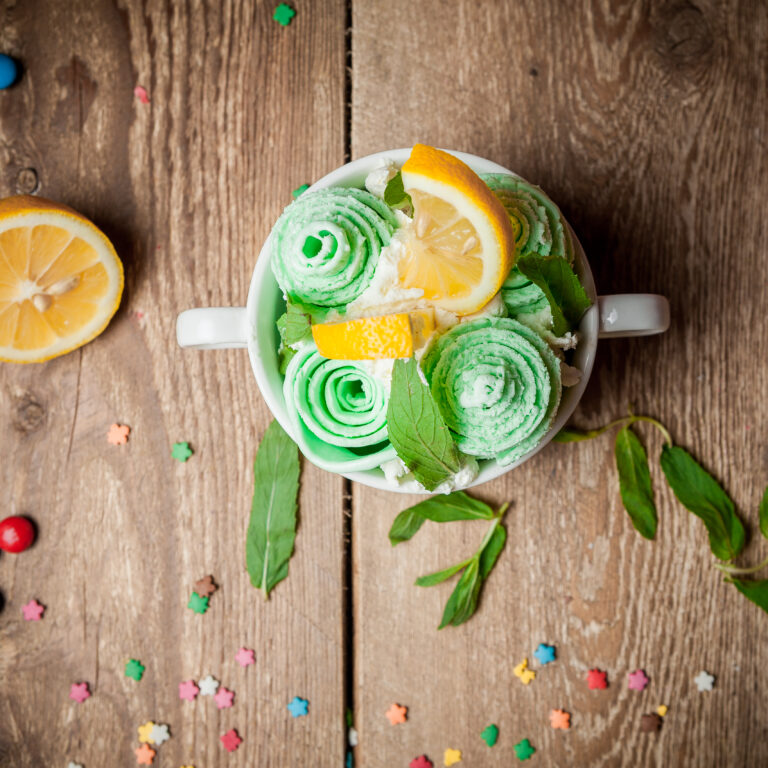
[481,174,573,262]
[270,187,398,309]
[421,317,562,466]
[284,345,389,449]
[501,266,550,316]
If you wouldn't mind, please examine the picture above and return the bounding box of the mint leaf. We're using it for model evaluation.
[383,170,412,210]
[517,255,591,336]
[387,358,461,491]
[388,491,495,545]
[479,523,507,579]
[415,560,470,587]
[246,420,301,598]
[553,426,607,443]
[660,445,746,561]
[615,427,657,540]
[438,558,481,629]
[760,485,768,541]
[729,578,768,615]
[276,300,314,374]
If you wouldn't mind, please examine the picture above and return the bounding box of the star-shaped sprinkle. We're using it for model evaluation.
[587,668,608,690]
[348,727,358,747]
[694,670,715,692]
[149,723,170,745]
[534,643,556,665]
[292,183,310,198]
[481,723,498,747]
[220,729,242,752]
[287,696,309,717]
[514,738,536,761]
[135,743,155,764]
[444,747,462,766]
[214,686,234,709]
[235,647,255,667]
[513,658,535,685]
[22,599,44,621]
[125,659,145,681]
[273,3,295,25]
[385,702,407,725]
[640,713,663,732]
[657,704,668,717]
[194,574,217,598]
[198,674,220,696]
[409,757,433,768]
[171,441,193,462]
[628,669,649,691]
[69,682,90,703]
[133,85,150,104]
[107,423,130,445]
[137,721,155,743]
[68,763,83,768]
[178,680,200,701]
[187,592,209,614]
[550,709,571,730]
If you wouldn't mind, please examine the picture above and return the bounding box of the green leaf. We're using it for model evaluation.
[729,578,768,615]
[517,255,592,336]
[479,523,507,579]
[438,557,482,629]
[386,358,461,491]
[388,491,495,545]
[276,300,314,374]
[383,170,412,209]
[415,560,469,587]
[660,445,746,561]
[553,426,606,443]
[614,427,657,540]
[759,485,768,541]
[246,420,301,598]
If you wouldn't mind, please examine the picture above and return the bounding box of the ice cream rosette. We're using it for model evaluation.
[421,316,562,465]
[282,344,396,471]
[270,187,398,309]
[481,173,573,262]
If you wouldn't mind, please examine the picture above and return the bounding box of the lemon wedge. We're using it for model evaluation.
[0,195,123,363]
[399,144,515,315]
[312,309,435,360]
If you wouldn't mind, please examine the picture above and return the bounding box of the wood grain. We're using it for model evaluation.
[351,1,768,766]
[0,1,347,766]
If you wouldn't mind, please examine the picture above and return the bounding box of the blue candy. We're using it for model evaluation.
[0,54,18,89]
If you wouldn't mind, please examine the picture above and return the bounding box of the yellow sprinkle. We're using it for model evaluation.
[513,658,529,678]
[520,669,536,685]
[444,747,462,766]
[657,705,668,717]
[137,721,155,744]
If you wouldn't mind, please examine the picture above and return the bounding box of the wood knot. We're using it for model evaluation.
[13,391,46,433]
[15,167,39,195]
[652,1,714,70]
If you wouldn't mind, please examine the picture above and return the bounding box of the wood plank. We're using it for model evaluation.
[0,0,347,765]
[351,1,768,765]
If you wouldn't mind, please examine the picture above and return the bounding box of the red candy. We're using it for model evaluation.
[0,516,36,553]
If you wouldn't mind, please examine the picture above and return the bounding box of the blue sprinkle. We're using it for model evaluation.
[0,55,18,90]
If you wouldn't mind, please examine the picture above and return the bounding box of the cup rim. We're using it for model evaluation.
[246,148,599,493]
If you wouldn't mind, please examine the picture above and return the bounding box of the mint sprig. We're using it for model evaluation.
[390,492,509,628]
[556,413,768,615]
[383,170,412,211]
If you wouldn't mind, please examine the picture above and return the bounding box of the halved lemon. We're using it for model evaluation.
[399,144,515,315]
[0,195,123,363]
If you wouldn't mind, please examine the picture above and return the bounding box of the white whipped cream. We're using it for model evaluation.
[365,158,398,198]
[560,361,582,387]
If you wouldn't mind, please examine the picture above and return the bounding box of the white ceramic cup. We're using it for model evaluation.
[177,149,669,493]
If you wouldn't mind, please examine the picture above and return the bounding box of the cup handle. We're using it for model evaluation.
[176,307,249,349]
[597,294,670,338]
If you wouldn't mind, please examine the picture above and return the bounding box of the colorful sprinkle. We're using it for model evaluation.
[513,658,536,685]
[694,670,715,692]
[107,423,130,445]
[137,721,155,743]
[409,757,433,768]
[69,682,91,703]
[385,702,407,725]
[235,647,255,667]
[533,643,556,665]
[287,696,309,717]
[21,599,44,621]
[444,747,462,766]
[0,54,18,89]
[628,669,649,691]
[480,723,498,747]
[514,738,536,761]
[657,704,668,717]
[133,85,150,104]
[194,574,217,597]
[220,728,242,752]
[640,713,663,732]
[273,3,295,25]
[134,743,155,765]
[549,709,571,730]
[214,686,235,709]
[187,592,209,614]
[587,668,608,690]
[125,659,145,681]
[149,723,170,745]
[198,674,219,696]
[171,442,193,462]
[178,680,200,701]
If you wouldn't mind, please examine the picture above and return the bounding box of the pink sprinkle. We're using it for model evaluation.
[69,682,91,703]
[628,669,650,691]
[22,599,45,621]
[235,647,255,667]
[214,686,235,709]
[134,85,150,104]
[178,679,200,701]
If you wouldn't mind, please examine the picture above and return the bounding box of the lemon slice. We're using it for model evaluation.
[399,144,515,315]
[0,195,123,363]
[312,309,435,360]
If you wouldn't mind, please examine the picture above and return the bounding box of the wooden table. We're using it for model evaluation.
[1,1,766,765]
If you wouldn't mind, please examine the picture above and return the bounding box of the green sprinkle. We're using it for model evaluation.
[171,441,193,462]
[481,723,499,747]
[292,183,310,198]
[514,738,536,761]
[188,591,209,614]
[273,3,295,25]
[124,658,145,681]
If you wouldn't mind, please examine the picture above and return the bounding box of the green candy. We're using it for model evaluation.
[284,345,389,448]
[421,317,561,466]
[270,187,398,309]
[482,173,573,262]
